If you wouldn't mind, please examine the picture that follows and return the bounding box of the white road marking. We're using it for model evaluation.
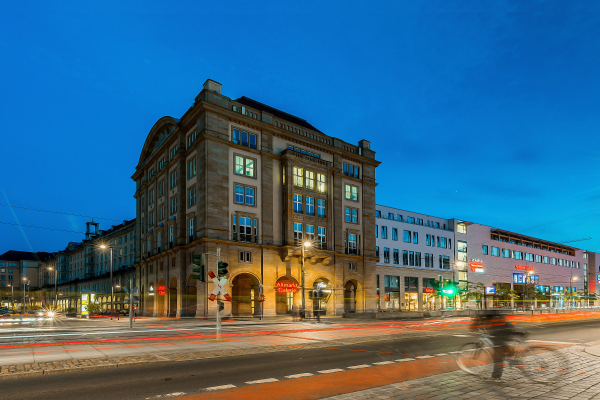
[246,378,279,384]
[449,351,463,354]
[318,369,344,374]
[435,353,449,356]
[286,373,314,379]
[396,358,415,362]
[372,361,394,365]
[453,334,471,337]
[165,393,185,398]
[527,340,579,345]
[205,384,236,391]
[347,364,371,369]
[416,355,434,359]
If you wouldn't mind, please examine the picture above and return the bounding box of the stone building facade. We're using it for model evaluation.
[40,220,136,313]
[133,79,380,317]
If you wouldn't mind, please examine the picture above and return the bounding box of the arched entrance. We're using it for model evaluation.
[157,280,165,317]
[312,278,332,315]
[344,280,357,312]
[275,276,299,315]
[231,273,260,316]
[184,276,197,317]
[169,277,178,317]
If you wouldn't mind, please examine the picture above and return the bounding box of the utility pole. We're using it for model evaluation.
[129,277,133,328]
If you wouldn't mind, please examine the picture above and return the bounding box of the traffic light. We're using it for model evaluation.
[218,261,229,277]
[441,281,459,297]
[260,294,265,302]
[192,254,205,282]
[218,302,224,312]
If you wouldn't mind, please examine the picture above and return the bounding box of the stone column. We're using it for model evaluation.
[399,275,405,311]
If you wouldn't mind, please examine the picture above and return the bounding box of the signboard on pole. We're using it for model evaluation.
[81,294,89,316]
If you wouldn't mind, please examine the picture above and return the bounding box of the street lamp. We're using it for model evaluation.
[99,244,115,319]
[22,277,29,313]
[300,241,311,319]
[570,275,578,309]
[46,267,58,308]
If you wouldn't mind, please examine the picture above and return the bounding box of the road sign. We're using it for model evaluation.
[207,271,233,302]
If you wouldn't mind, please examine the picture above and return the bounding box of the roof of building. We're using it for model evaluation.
[0,250,53,262]
[490,228,578,252]
[235,96,323,133]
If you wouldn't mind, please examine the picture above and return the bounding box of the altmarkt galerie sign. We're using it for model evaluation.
[276,282,299,293]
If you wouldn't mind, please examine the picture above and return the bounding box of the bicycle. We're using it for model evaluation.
[456,330,568,383]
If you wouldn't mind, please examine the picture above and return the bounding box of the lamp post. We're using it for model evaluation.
[99,244,114,319]
[8,284,13,311]
[46,267,57,308]
[570,275,578,309]
[22,278,29,313]
[300,241,311,319]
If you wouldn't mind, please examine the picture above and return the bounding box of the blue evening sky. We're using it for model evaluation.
[1,1,599,254]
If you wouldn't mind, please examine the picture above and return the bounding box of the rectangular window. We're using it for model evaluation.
[392,228,397,241]
[345,184,358,201]
[491,246,500,256]
[413,232,418,244]
[188,158,196,179]
[513,251,523,260]
[409,251,415,266]
[543,256,549,264]
[415,252,422,267]
[551,258,556,265]
[170,170,177,189]
[305,171,314,190]
[345,207,351,222]
[482,245,488,255]
[188,187,196,207]
[306,197,314,215]
[235,185,244,204]
[294,222,303,244]
[232,128,257,149]
[440,255,450,269]
[352,209,358,223]
[317,173,326,192]
[457,223,467,234]
[238,216,254,243]
[403,230,411,243]
[294,194,302,213]
[317,199,326,217]
[293,167,303,187]
[402,250,408,266]
[381,226,387,239]
[425,253,430,268]
[375,246,380,259]
[245,187,254,205]
[188,218,194,242]
[159,180,165,197]
[426,234,431,246]
[347,233,358,255]
[306,224,315,241]
[232,215,237,241]
[384,248,390,263]
[535,254,542,263]
[393,249,399,264]
[501,249,510,258]
[234,155,255,177]
[318,226,326,249]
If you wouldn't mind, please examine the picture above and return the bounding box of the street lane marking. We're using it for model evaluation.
[453,334,470,337]
[246,378,279,384]
[527,340,579,345]
[372,361,394,365]
[286,373,314,379]
[435,353,448,356]
[205,385,236,391]
[347,364,371,369]
[416,355,434,359]
[318,369,344,374]
[396,358,415,362]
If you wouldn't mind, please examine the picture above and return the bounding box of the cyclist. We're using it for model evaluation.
[470,311,519,380]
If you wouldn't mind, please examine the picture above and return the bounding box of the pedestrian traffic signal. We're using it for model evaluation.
[192,254,205,282]
[260,294,265,302]
[218,261,228,277]
[218,302,224,312]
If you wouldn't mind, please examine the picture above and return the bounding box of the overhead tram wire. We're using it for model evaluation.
[0,221,87,234]
[0,204,123,222]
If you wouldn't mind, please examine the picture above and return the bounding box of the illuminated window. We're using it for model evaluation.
[293,167,303,187]
[305,171,314,190]
[234,155,255,177]
[317,174,326,192]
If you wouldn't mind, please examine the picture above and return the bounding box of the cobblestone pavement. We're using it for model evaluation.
[0,328,453,378]
[321,344,600,399]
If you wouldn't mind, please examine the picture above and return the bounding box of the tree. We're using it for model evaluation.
[87,302,103,315]
[463,282,485,309]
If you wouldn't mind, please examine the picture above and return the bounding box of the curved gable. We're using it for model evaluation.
[137,116,180,167]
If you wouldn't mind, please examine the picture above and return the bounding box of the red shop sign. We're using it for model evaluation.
[276,282,298,293]
[470,262,484,272]
[157,285,166,296]
[423,288,435,293]
[515,265,534,271]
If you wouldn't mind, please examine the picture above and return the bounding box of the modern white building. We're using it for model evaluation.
[375,205,456,311]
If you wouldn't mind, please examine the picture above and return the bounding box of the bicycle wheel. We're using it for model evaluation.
[510,345,568,383]
[456,342,495,379]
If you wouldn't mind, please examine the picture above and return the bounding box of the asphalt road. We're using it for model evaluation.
[1,318,598,400]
